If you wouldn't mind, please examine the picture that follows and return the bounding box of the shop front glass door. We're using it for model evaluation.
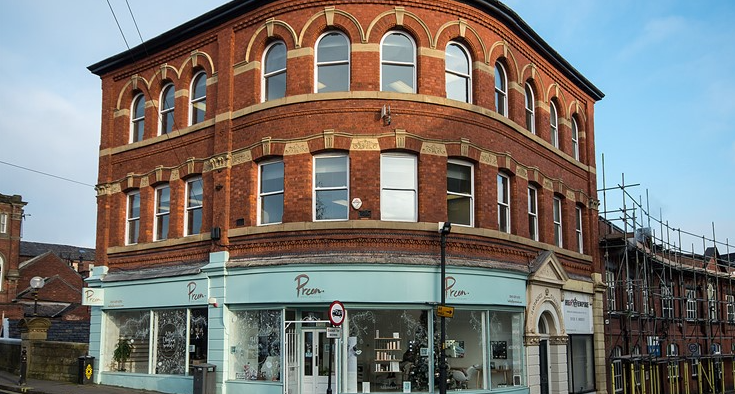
[302,329,335,394]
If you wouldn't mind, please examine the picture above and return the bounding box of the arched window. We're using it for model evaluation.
[263,41,287,101]
[494,62,507,116]
[190,72,207,125]
[159,83,175,135]
[0,255,4,291]
[571,117,580,160]
[316,32,349,93]
[525,83,535,133]
[130,93,145,143]
[445,42,471,103]
[550,101,559,148]
[381,32,416,93]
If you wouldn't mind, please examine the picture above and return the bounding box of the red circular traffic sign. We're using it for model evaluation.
[329,300,345,326]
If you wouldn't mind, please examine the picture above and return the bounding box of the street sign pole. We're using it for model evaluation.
[327,301,345,394]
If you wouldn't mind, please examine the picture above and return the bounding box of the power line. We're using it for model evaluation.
[0,160,95,188]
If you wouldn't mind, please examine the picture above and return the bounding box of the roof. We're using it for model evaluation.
[0,193,26,205]
[88,0,603,101]
[20,241,95,262]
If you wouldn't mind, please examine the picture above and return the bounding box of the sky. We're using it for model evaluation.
[1,1,733,254]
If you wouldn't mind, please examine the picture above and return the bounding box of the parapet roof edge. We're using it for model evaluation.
[88,0,604,101]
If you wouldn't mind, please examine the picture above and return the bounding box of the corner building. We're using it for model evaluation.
[87,1,605,394]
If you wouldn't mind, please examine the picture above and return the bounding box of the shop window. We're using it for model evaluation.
[381,32,416,93]
[527,187,538,241]
[381,154,417,222]
[159,83,175,134]
[190,72,206,125]
[314,154,349,221]
[445,42,471,103]
[105,308,207,374]
[185,177,203,236]
[524,83,535,134]
[229,310,282,381]
[494,62,507,116]
[444,310,486,389]
[126,191,140,245]
[497,174,510,233]
[567,335,595,393]
[316,32,349,93]
[553,197,562,247]
[488,311,524,389]
[263,41,287,101]
[154,184,170,241]
[447,160,473,226]
[259,160,284,225]
[131,93,145,143]
[550,102,559,148]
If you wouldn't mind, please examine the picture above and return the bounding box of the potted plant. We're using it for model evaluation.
[113,338,132,371]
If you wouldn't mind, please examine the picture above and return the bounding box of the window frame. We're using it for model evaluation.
[313,154,349,222]
[571,117,580,160]
[0,212,7,234]
[130,93,145,143]
[707,282,718,321]
[494,62,507,116]
[446,159,474,227]
[550,101,559,148]
[525,83,535,134]
[445,41,472,103]
[380,153,417,222]
[686,288,697,320]
[315,31,350,93]
[154,184,170,241]
[612,346,623,393]
[380,31,416,94]
[185,177,203,236]
[497,173,510,233]
[726,294,735,323]
[159,83,175,135]
[527,186,538,241]
[189,72,207,126]
[553,197,563,247]
[126,190,141,245]
[575,205,583,253]
[662,281,674,319]
[258,160,285,226]
[606,270,616,311]
[263,41,288,102]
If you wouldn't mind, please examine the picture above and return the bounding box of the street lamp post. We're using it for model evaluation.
[438,222,451,394]
[30,276,45,317]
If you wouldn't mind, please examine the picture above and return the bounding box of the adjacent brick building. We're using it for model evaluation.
[87,1,604,393]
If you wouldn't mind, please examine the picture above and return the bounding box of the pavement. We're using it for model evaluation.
[0,369,167,394]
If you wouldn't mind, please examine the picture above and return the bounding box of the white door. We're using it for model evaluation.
[302,329,335,394]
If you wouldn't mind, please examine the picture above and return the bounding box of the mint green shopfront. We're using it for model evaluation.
[85,252,529,394]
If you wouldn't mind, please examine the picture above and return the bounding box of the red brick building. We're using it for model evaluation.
[87,1,604,393]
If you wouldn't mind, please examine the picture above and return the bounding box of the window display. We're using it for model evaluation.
[105,308,208,374]
[229,310,282,381]
[488,311,524,389]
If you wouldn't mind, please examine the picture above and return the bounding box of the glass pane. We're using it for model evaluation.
[569,335,595,393]
[495,91,505,115]
[317,331,333,377]
[128,219,139,244]
[497,176,507,204]
[489,312,524,388]
[261,162,284,193]
[156,215,169,241]
[381,189,416,221]
[266,72,287,101]
[316,189,349,220]
[189,309,208,366]
[188,179,203,208]
[265,43,287,73]
[382,156,415,189]
[446,44,469,74]
[446,73,469,102]
[444,310,485,389]
[162,85,175,111]
[447,195,471,226]
[162,111,174,134]
[447,163,471,194]
[192,74,206,101]
[382,64,414,93]
[134,96,145,118]
[108,310,151,373]
[498,206,508,232]
[229,310,282,381]
[317,33,348,63]
[192,100,206,124]
[347,309,429,392]
[315,156,347,188]
[494,65,505,91]
[129,194,140,218]
[155,309,187,375]
[188,207,202,235]
[157,187,170,213]
[318,63,349,93]
[382,33,413,63]
[262,194,284,224]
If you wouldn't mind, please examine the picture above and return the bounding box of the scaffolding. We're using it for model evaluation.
[600,160,735,394]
